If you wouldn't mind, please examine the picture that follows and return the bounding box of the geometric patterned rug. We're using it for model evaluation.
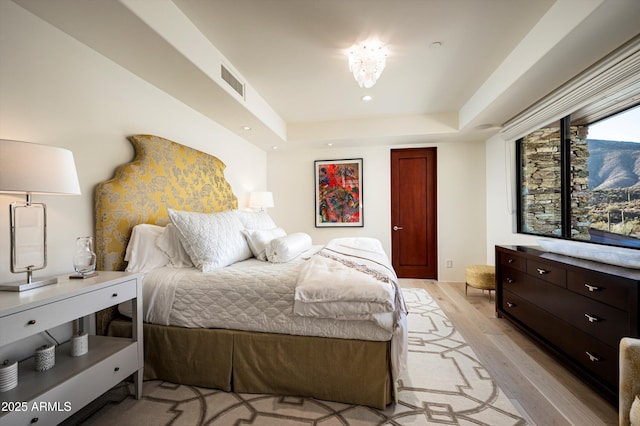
[66,288,528,425]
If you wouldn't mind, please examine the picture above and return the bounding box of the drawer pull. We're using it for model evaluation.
[114,367,120,372]
[506,277,514,284]
[506,302,516,308]
[584,313,600,323]
[507,258,514,264]
[585,351,600,362]
[27,319,37,326]
[584,283,601,292]
[536,268,549,275]
[112,293,118,298]
[31,418,39,424]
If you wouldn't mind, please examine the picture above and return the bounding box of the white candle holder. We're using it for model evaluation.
[0,360,18,392]
[70,332,89,357]
[34,344,55,372]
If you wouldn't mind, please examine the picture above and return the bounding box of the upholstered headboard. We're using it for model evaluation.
[95,134,238,272]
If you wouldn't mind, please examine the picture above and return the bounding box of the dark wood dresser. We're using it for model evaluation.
[495,245,640,403]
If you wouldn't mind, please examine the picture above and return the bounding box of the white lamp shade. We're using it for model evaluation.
[249,191,274,209]
[0,139,81,195]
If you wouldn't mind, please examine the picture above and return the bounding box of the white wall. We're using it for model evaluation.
[267,139,488,283]
[0,1,266,361]
[485,133,543,264]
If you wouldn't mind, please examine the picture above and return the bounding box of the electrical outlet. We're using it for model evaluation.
[446,259,453,268]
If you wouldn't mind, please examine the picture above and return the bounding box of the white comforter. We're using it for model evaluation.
[295,237,408,383]
[130,246,393,341]
[295,237,405,331]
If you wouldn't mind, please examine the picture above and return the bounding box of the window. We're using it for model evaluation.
[517,104,640,249]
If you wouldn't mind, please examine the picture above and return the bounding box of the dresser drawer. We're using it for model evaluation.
[554,293,628,348]
[527,259,566,288]
[501,290,577,352]
[558,325,618,390]
[505,273,629,348]
[501,270,571,316]
[501,290,618,389]
[567,270,630,311]
[0,280,136,346]
[499,267,527,289]
[499,251,526,272]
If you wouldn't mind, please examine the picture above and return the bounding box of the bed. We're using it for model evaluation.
[95,134,407,409]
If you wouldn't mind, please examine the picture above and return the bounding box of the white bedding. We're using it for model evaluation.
[295,237,405,331]
[121,245,397,341]
[295,237,408,383]
[120,238,408,385]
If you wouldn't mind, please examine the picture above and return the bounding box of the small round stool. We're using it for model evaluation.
[465,265,496,301]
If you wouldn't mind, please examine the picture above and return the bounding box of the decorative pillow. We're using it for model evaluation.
[632,395,640,426]
[266,232,313,263]
[156,223,194,268]
[244,227,287,261]
[168,209,252,271]
[124,224,169,272]
[235,210,277,230]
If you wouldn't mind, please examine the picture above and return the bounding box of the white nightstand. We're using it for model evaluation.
[0,271,143,425]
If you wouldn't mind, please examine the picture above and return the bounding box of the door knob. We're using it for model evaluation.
[393,226,403,231]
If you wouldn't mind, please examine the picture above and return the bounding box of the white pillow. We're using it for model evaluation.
[244,227,287,261]
[235,210,277,230]
[156,223,194,268]
[124,224,169,272]
[168,209,252,271]
[266,232,312,263]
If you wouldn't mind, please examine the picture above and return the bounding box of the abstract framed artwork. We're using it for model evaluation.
[314,158,363,227]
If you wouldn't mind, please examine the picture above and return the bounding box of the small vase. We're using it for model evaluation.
[73,236,96,276]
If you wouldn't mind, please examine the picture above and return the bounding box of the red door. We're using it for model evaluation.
[391,148,438,278]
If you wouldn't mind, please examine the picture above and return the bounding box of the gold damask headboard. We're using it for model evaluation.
[95,134,238,272]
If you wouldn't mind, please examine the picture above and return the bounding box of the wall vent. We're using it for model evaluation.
[221,65,244,98]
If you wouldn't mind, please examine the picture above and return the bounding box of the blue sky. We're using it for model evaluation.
[587,104,640,142]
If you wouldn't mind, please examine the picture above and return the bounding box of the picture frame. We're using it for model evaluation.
[314,158,363,227]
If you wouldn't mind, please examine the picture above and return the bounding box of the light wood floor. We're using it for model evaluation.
[401,279,618,426]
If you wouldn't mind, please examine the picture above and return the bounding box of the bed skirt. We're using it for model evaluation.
[108,317,393,408]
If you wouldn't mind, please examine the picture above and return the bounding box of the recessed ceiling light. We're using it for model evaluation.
[361,95,373,101]
[271,146,278,150]
[327,143,334,147]
[241,126,252,131]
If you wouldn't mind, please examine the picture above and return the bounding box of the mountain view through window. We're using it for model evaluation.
[578,105,640,248]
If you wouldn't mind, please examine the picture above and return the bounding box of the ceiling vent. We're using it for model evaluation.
[221,65,244,99]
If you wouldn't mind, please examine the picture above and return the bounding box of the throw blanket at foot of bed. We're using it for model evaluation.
[295,237,406,328]
[295,237,408,389]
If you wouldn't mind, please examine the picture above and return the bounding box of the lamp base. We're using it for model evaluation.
[0,277,58,292]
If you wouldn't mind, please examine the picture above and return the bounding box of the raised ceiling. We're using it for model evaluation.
[13,0,640,151]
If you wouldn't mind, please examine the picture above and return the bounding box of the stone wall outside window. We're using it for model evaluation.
[520,125,589,239]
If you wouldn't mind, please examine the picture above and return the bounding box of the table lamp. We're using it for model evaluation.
[0,139,81,291]
[249,191,274,212]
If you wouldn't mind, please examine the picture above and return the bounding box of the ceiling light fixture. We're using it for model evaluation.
[361,95,373,101]
[348,38,388,89]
